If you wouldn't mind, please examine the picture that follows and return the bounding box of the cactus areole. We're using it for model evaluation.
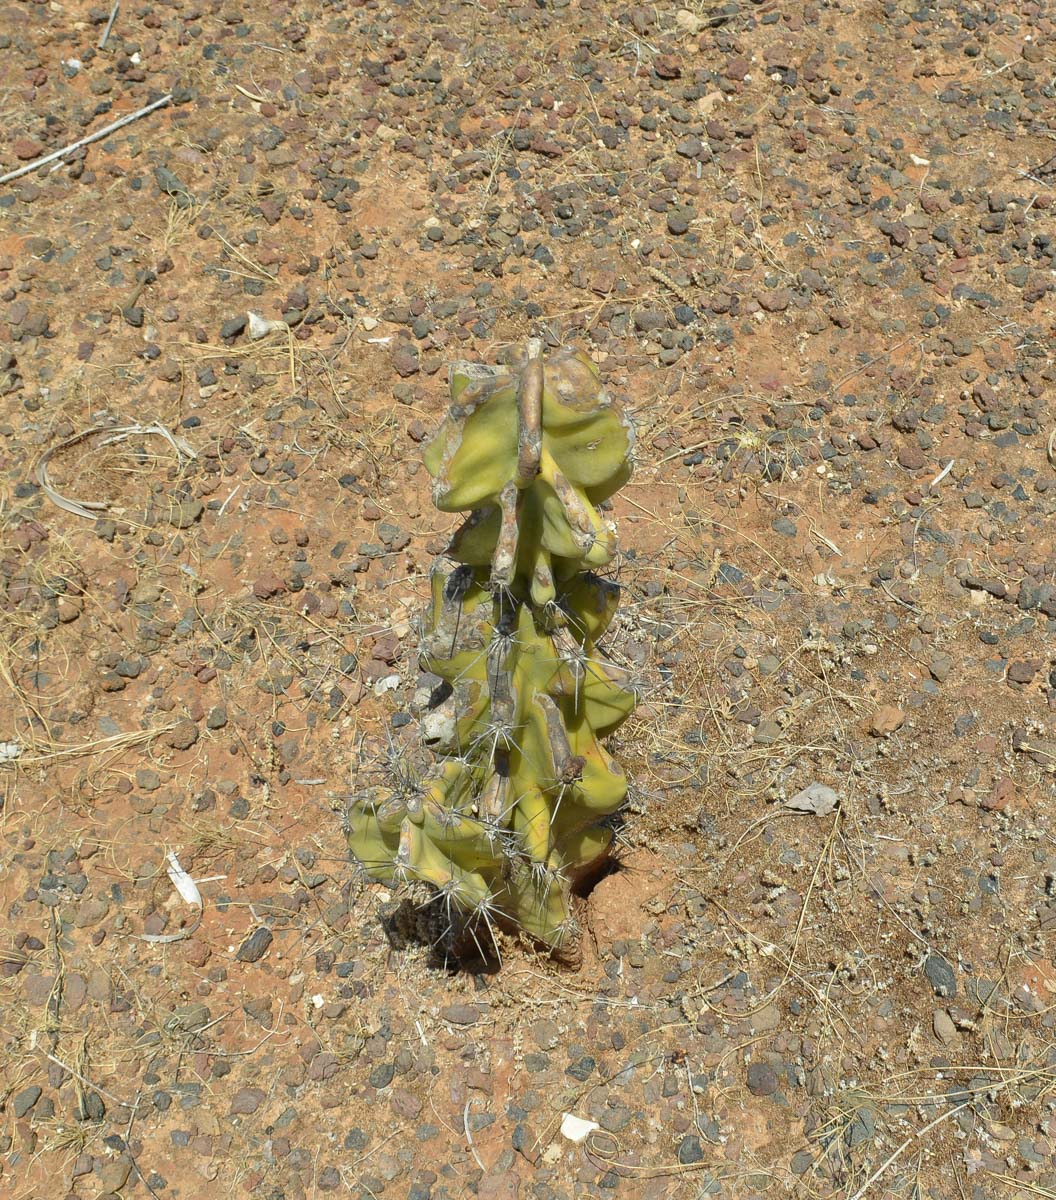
[347,340,637,956]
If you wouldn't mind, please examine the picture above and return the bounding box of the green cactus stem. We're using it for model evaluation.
[348,340,636,956]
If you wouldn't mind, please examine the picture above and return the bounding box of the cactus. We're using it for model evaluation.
[347,340,636,956]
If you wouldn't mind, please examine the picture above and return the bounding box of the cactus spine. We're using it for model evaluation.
[347,340,636,955]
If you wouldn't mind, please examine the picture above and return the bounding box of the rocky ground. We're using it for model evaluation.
[2,0,1056,1197]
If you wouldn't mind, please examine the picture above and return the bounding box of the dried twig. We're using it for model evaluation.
[0,93,172,186]
[43,1051,137,1110]
[98,0,120,49]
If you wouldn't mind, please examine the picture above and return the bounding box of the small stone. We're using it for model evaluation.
[677,1135,704,1164]
[868,705,904,736]
[24,311,50,337]
[924,952,957,998]
[675,8,706,33]
[317,1167,341,1192]
[478,1172,521,1200]
[98,1156,133,1192]
[981,776,1016,813]
[844,1106,876,1148]
[253,571,287,599]
[220,315,248,339]
[154,165,193,204]
[790,1150,813,1175]
[531,1019,560,1049]
[565,1055,595,1081]
[933,1009,957,1044]
[368,1063,394,1088]
[784,783,838,815]
[206,705,228,730]
[236,926,273,963]
[963,575,1006,599]
[634,309,666,334]
[168,498,203,529]
[77,1091,106,1121]
[13,1084,42,1117]
[758,288,790,312]
[1017,579,1042,611]
[87,966,111,1002]
[746,1061,779,1096]
[22,973,54,1005]
[1008,659,1039,685]
[75,897,109,928]
[170,1002,211,1031]
[230,1086,265,1115]
[165,720,198,751]
[389,1088,422,1118]
[897,442,926,470]
[392,344,419,377]
[440,1003,480,1025]
[750,1003,781,1033]
[753,719,782,745]
[13,137,45,160]
[928,652,952,683]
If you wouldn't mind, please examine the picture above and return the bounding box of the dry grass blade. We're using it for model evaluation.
[11,723,181,767]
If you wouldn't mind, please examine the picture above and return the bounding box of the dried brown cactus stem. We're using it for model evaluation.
[535,693,576,780]
[490,481,520,589]
[514,338,544,486]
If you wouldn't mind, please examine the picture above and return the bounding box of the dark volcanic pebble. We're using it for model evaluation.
[677,1134,704,1164]
[236,927,274,963]
[746,1062,779,1096]
[924,953,957,998]
[13,1085,42,1117]
[220,314,249,339]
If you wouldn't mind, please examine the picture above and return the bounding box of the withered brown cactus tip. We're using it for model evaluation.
[347,340,637,958]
